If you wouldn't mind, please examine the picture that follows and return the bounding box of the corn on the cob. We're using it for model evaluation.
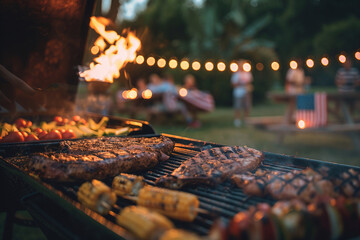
[116,206,174,240]
[137,185,199,221]
[77,179,117,215]
[159,229,201,240]
[112,173,145,196]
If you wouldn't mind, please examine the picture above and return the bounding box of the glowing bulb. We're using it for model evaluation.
[306,59,314,68]
[142,89,152,99]
[169,59,178,69]
[338,55,346,63]
[297,120,306,129]
[179,88,188,97]
[355,51,360,60]
[205,62,214,71]
[192,61,201,71]
[230,62,239,72]
[271,61,280,71]
[290,60,297,69]
[91,46,99,55]
[136,55,144,64]
[217,62,226,72]
[321,57,329,66]
[180,60,189,70]
[243,63,251,72]
[157,58,166,68]
[128,88,137,99]
[256,63,264,71]
[122,90,128,99]
[147,57,155,66]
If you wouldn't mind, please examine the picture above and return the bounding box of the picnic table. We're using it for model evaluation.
[266,92,360,147]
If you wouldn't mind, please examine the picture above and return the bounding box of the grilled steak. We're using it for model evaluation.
[18,136,175,182]
[232,168,335,202]
[156,146,264,189]
[333,168,360,197]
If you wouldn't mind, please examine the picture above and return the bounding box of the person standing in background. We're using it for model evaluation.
[231,60,253,127]
[335,59,360,93]
[285,60,306,94]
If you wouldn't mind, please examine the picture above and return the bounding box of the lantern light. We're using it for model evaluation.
[192,61,201,71]
[271,62,280,71]
[146,57,155,66]
[179,88,188,97]
[321,57,329,66]
[230,62,239,72]
[243,63,251,72]
[157,58,166,68]
[169,59,178,69]
[355,51,360,60]
[180,60,190,70]
[91,46,100,55]
[136,55,144,64]
[256,63,264,71]
[306,59,314,68]
[217,62,226,72]
[142,89,152,99]
[338,55,346,63]
[205,62,214,71]
[128,88,137,99]
[290,60,298,69]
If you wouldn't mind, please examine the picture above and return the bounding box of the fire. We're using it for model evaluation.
[297,120,306,129]
[80,17,141,83]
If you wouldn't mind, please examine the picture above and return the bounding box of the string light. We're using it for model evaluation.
[179,88,188,97]
[338,55,346,63]
[321,57,329,66]
[169,59,178,69]
[142,89,152,99]
[355,51,360,60]
[146,57,155,66]
[256,63,264,71]
[230,62,238,72]
[297,120,306,129]
[91,46,99,55]
[205,62,214,71]
[136,55,144,64]
[180,60,190,70]
[306,59,314,68]
[157,58,166,68]
[192,61,201,71]
[217,62,226,71]
[271,61,280,71]
[290,60,298,69]
[243,63,251,72]
[128,88,138,99]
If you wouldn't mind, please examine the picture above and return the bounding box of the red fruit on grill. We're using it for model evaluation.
[20,131,29,138]
[38,130,48,139]
[72,115,81,122]
[62,129,76,139]
[15,118,27,129]
[25,134,39,142]
[41,130,62,140]
[26,120,32,128]
[1,131,24,143]
[54,116,64,125]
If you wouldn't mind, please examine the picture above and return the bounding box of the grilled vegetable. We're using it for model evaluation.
[116,206,173,240]
[159,229,201,240]
[77,180,117,215]
[137,185,199,221]
[112,173,145,196]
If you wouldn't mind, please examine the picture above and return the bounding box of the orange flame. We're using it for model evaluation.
[80,17,141,83]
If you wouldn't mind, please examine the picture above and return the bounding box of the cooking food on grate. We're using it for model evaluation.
[333,168,360,197]
[159,229,201,240]
[112,173,146,196]
[16,136,174,182]
[125,185,201,222]
[226,197,360,240]
[232,168,335,202]
[156,146,264,189]
[77,179,117,215]
[116,206,174,240]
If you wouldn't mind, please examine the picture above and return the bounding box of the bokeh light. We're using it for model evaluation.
[157,58,166,68]
[338,55,346,63]
[192,61,201,71]
[169,59,178,69]
[142,89,152,99]
[321,57,329,66]
[91,46,99,55]
[179,88,188,97]
[290,60,298,69]
[306,59,314,68]
[180,60,190,70]
[217,62,226,72]
[230,62,239,72]
[205,62,214,71]
[256,63,264,71]
[243,63,251,72]
[297,120,306,129]
[146,57,155,66]
[271,61,280,71]
[136,55,144,64]
[355,51,360,60]
[128,88,137,99]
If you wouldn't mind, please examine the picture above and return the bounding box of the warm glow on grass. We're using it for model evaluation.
[180,60,190,70]
[169,59,178,69]
[297,120,306,129]
[179,88,188,97]
[142,89,152,99]
[192,61,201,71]
[338,55,346,63]
[205,62,214,71]
[321,57,329,66]
[146,57,155,66]
[271,62,280,71]
[243,63,251,72]
[136,55,144,64]
[290,60,298,69]
[306,59,314,68]
[217,62,226,71]
[157,58,166,68]
[230,62,238,72]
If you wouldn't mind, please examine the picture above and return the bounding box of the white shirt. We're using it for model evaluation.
[231,71,253,97]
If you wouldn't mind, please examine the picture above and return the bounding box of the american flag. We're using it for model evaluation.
[295,93,327,128]
[181,90,215,112]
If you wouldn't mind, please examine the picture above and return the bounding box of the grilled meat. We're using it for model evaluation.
[156,146,264,189]
[18,136,174,182]
[334,168,360,197]
[232,168,335,202]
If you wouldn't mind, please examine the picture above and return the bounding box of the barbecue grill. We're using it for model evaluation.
[1,132,360,239]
